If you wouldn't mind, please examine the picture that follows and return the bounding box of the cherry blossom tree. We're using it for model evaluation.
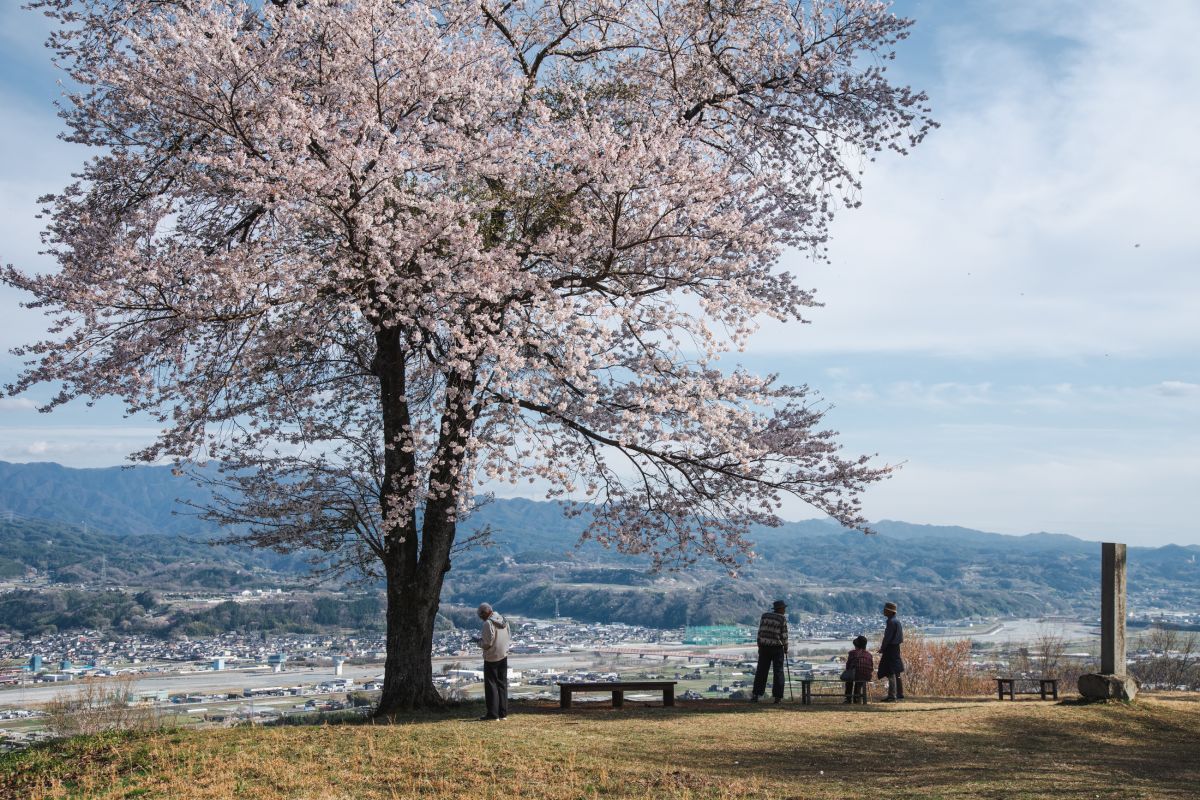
[6,0,933,713]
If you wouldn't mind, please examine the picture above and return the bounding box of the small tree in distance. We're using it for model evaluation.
[7,0,933,714]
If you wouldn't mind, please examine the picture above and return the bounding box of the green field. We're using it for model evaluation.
[2,695,1198,799]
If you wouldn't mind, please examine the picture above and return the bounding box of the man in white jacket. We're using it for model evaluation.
[477,602,511,720]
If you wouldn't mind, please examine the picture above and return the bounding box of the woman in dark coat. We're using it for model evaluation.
[878,601,905,701]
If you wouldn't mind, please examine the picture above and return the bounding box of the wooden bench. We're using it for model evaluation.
[801,678,871,705]
[995,677,1059,700]
[556,681,677,709]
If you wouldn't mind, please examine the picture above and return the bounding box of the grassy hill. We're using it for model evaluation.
[2,696,1198,799]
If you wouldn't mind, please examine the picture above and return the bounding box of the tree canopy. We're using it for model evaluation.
[7,0,933,710]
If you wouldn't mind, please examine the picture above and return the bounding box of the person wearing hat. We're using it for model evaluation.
[751,599,789,703]
[878,601,905,701]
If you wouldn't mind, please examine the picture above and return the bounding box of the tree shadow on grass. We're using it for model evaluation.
[521,695,1003,718]
[358,695,1033,725]
[649,698,1200,798]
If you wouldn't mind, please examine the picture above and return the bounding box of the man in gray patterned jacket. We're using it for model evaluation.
[751,599,789,703]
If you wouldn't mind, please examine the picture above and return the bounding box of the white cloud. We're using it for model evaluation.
[756,0,1200,357]
[777,416,1200,545]
[824,378,1200,420]
[0,397,37,411]
[885,381,995,408]
[0,425,161,466]
[839,449,1200,546]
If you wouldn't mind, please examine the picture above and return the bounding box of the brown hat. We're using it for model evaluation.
[883,602,898,614]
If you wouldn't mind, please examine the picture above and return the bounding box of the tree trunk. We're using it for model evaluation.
[373,506,459,716]
[374,556,448,715]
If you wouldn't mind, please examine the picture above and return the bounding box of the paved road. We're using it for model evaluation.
[0,652,591,710]
[0,664,382,710]
[955,619,1098,644]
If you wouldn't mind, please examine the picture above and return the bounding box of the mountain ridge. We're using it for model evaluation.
[4,460,1193,551]
[2,460,1197,629]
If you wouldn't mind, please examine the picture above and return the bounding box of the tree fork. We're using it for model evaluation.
[374,328,444,714]
[373,328,480,714]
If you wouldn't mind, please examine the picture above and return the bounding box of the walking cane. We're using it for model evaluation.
[785,656,794,703]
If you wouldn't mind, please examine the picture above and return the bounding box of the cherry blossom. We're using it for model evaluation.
[7,0,933,712]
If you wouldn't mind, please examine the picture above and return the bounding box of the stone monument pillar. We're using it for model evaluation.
[1100,542,1126,675]
[1079,542,1138,701]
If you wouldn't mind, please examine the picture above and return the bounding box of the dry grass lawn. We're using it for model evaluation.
[2,694,1198,799]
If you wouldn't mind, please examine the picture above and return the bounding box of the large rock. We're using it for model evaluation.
[1078,672,1139,702]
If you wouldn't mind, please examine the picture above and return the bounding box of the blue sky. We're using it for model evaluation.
[1,1,1197,545]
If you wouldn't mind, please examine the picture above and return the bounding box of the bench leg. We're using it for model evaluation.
[612,690,624,709]
[663,685,675,707]
[997,682,1004,701]
[560,686,571,710]
[1051,682,1058,701]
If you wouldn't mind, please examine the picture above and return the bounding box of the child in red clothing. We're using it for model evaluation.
[843,635,873,703]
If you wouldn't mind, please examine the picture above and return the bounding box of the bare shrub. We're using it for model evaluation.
[1131,624,1200,690]
[1035,630,1066,676]
[1005,625,1109,687]
[42,674,164,738]
[901,633,992,697]
[1008,630,1069,676]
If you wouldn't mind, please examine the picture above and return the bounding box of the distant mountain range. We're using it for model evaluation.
[1,460,1197,629]
[0,460,216,537]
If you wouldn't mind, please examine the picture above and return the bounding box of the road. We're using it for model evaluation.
[0,652,594,710]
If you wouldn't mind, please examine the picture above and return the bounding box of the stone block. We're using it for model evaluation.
[1078,672,1138,702]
